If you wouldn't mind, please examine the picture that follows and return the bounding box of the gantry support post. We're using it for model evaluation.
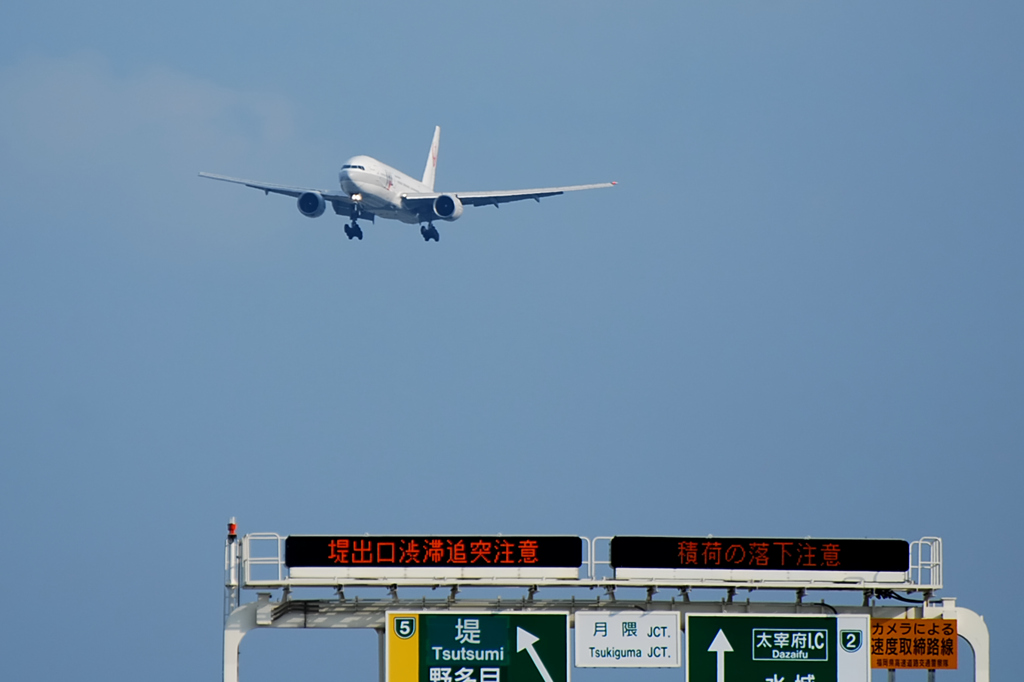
[223,602,257,682]
[957,605,990,682]
[923,598,989,682]
[958,605,989,682]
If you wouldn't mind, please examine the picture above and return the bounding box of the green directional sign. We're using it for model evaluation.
[387,612,569,682]
[686,615,869,682]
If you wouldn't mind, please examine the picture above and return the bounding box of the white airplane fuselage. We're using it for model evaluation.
[338,155,428,224]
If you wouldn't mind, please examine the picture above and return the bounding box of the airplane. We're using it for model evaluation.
[199,126,615,242]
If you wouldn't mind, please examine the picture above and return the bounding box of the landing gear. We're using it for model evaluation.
[420,223,439,242]
[344,205,365,240]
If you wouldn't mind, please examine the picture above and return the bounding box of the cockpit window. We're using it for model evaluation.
[341,164,365,170]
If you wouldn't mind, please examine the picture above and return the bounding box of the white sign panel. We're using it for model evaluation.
[837,616,870,682]
[574,611,680,668]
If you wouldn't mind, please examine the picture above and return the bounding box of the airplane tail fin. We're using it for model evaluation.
[422,125,440,191]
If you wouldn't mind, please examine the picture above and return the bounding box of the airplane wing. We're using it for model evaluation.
[401,182,616,211]
[197,172,353,204]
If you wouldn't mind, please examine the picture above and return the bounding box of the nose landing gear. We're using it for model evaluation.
[344,223,363,240]
[420,223,439,242]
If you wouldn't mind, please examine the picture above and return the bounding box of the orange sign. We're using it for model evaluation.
[870,619,957,670]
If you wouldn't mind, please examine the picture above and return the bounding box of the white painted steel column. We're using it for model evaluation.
[223,602,257,682]
[923,598,989,682]
[954,605,989,682]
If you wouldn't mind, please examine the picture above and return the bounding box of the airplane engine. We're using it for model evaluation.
[297,191,326,218]
[432,194,464,221]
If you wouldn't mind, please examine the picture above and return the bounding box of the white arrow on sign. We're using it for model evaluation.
[517,627,554,682]
[707,629,733,682]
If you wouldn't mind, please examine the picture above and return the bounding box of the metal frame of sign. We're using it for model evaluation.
[238,533,941,589]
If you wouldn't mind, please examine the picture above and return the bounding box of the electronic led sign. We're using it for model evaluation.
[611,537,909,583]
[285,535,583,580]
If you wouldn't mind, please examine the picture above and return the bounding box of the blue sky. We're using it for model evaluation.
[0,2,1020,681]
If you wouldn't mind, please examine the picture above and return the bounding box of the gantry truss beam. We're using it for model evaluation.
[223,595,988,682]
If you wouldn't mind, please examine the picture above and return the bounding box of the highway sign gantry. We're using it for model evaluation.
[686,614,869,682]
[387,612,570,682]
[224,526,989,682]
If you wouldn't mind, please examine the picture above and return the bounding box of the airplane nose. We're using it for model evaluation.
[339,172,357,194]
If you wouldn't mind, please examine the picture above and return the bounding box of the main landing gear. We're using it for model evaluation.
[344,205,366,240]
[420,223,439,242]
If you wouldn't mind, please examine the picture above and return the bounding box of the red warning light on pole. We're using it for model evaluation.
[228,517,237,539]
